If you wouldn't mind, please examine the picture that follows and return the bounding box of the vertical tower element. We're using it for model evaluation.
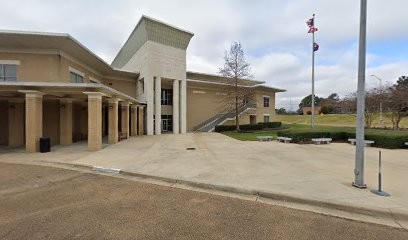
[110,16,194,135]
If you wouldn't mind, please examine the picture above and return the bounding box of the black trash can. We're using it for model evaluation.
[39,137,51,153]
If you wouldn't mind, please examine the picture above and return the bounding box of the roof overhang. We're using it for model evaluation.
[0,82,145,104]
[187,71,265,86]
[255,85,287,93]
[0,30,139,79]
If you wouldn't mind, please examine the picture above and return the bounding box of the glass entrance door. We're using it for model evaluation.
[161,115,173,132]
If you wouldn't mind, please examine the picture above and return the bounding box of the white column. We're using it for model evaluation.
[154,77,162,135]
[172,79,180,134]
[146,75,154,136]
[180,79,187,133]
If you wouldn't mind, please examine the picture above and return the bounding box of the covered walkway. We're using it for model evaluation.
[0,82,145,152]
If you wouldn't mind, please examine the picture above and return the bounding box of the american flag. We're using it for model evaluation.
[306,18,314,28]
[308,27,318,33]
[313,43,319,52]
[306,15,318,33]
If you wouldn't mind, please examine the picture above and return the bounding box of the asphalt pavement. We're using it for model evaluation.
[0,162,407,240]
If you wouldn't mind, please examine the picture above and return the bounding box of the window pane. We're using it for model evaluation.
[263,97,270,107]
[0,65,4,79]
[70,72,77,82]
[5,77,17,82]
[70,72,84,83]
[264,116,270,123]
[5,65,17,77]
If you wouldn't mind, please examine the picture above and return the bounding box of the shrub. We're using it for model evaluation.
[277,129,347,142]
[258,122,282,129]
[321,105,335,114]
[277,128,408,149]
[215,124,263,132]
[307,111,312,115]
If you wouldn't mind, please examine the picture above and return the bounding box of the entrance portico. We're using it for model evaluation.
[149,77,185,135]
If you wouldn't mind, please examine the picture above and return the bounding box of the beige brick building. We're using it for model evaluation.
[0,15,285,153]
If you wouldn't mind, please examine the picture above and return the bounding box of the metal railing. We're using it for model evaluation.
[194,103,256,132]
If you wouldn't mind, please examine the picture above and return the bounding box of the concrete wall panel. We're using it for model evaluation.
[43,101,60,146]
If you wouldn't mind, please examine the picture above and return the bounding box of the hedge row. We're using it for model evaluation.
[258,122,282,128]
[215,122,281,132]
[277,128,408,149]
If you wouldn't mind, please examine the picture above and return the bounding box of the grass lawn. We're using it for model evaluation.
[221,123,408,144]
[275,114,408,128]
[222,130,279,141]
[221,124,318,141]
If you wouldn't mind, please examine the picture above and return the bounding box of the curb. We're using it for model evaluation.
[40,160,408,222]
[119,170,408,222]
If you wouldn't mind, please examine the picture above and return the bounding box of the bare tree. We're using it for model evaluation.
[339,89,378,128]
[218,42,253,131]
[338,93,357,114]
[383,84,408,130]
[364,88,382,128]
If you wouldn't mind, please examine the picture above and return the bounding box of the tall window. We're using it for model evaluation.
[243,95,249,105]
[0,64,17,81]
[263,96,270,108]
[70,72,84,83]
[264,115,270,123]
[161,89,173,105]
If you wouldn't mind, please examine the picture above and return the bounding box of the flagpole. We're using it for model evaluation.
[311,14,315,129]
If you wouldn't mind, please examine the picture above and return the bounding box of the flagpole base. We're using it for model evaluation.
[352,182,367,189]
[371,189,390,197]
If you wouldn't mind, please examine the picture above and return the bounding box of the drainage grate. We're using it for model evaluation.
[186,147,196,151]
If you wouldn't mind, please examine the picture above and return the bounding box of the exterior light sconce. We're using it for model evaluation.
[61,104,66,109]
[9,105,15,109]
[109,105,113,109]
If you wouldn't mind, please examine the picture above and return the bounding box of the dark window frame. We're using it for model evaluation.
[263,96,270,108]
[0,64,17,82]
[161,89,173,105]
[263,115,270,123]
[161,114,173,131]
[70,71,84,83]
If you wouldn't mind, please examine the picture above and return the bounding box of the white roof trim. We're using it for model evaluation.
[0,81,145,104]
[141,15,194,36]
[187,79,260,88]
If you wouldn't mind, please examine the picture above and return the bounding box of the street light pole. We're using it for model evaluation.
[353,0,368,189]
[371,74,383,127]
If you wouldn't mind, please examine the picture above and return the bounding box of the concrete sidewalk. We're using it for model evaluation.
[1,133,408,223]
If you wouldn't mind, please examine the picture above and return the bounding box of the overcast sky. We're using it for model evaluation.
[1,0,407,109]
